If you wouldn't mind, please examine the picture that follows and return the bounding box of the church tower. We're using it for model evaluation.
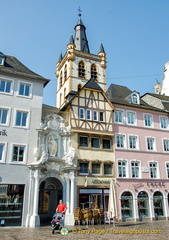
[56,13,107,108]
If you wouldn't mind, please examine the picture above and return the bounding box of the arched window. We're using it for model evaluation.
[153,191,164,217]
[78,61,85,78]
[91,64,97,80]
[131,93,139,104]
[64,88,66,99]
[137,191,149,217]
[77,84,82,92]
[59,71,63,88]
[64,65,67,82]
[121,191,133,218]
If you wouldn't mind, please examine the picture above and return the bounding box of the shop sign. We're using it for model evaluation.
[142,167,149,173]
[147,182,166,187]
[0,129,7,136]
[92,179,110,184]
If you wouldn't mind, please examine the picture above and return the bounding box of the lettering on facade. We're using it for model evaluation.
[147,182,166,188]
[133,183,144,189]
[92,179,110,184]
[0,129,7,136]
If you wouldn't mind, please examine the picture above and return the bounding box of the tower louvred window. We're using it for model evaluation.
[91,64,97,80]
[78,61,85,78]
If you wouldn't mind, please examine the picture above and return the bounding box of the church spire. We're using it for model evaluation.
[74,8,90,53]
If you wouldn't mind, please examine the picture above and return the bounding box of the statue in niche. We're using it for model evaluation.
[48,135,58,156]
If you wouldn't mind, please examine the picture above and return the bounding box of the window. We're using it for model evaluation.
[153,191,164,217]
[163,139,169,152]
[121,191,133,218]
[116,134,125,148]
[64,65,67,82]
[15,111,28,127]
[86,109,91,120]
[79,108,85,119]
[127,112,136,125]
[79,136,88,147]
[166,163,169,178]
[59,71,62,88]
[129,136,138,149]
[147,138,155,151]
[91,137,100,148]
[0,144,4,161]
[118,161,127,177]
[0,58,5,66]
[104,163,112,175]
[103,138,111,149]
[79,162,89,174]
[160,117,168,129]
[12,146,25,162]
[144,114,152,127]
[100,112,104,122]
[114,110,123,123]
[149,162,157,178]
[78,61,85,78]
[137,191,149,217]
[131,93,139,104]
[0,108,8,125]
[91,64,97,80]
[92,163,100,174]
[0,80,11,93]
[131,161,140,178]
[18,83,30,97]
[93,110,98,121]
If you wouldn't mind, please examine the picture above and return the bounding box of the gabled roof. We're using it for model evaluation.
[0,54,49,86]
[83,78,103,91]
[142,93,169,111]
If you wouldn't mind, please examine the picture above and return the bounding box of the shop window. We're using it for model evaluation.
[103,138,111,149]
[79,136,88,148]
[92,163,100,175]
[78,61,85,78]
[79,162,89,174]
[91,64,97,80]
[137,191,149,218]
[0,108,8,125]
[0,80,12,93]
[121,191,133,218]
[131,161,140,178]
[91,137,100,149]
[114,110,123,124]
[153,191,164,217]
[160,117,168,129]
[104,163,112,175]
[12,146,25,162]
[118,161,127,178]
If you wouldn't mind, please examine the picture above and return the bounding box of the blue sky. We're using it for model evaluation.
[1,0,169,106]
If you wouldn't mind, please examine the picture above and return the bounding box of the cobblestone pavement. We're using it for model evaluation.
[0,220,169,240]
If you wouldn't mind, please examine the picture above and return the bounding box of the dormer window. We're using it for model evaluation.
[131,92,140,104]
[0,52,5,66]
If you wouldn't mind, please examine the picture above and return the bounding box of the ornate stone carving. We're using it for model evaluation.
[48,135,58,157]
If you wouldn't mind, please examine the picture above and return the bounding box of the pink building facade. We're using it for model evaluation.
[107,84,169,221]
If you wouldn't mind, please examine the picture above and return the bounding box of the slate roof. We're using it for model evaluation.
[0,54,49,85]
[106,84,168,112]
[142,93,169,111]
[83,78,103,91]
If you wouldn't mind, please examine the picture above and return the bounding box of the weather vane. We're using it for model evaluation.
[78,6,82,17]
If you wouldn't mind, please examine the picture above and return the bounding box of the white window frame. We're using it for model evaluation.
[86,109,91,120]
[128,135,139,150]
[93,110,98,121]
[149,161,159,179]
[131,92,140,104]
[163,138,169,152]
[166,162,169,178]
[116,133,126,149]
[0,142,7,163]
[17,81,33,98]
[130,160,141,178]
[114,109,124,124]
[117,159,128,178]
[0,106,11,126]
[126,110,137,125]
[146,136,156,151]
[144,113,153,128]
[79,108,85,119]
[0,78,14,95]
[159,116,168,129]
[13,109,30,129]
[10,143,27,164]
